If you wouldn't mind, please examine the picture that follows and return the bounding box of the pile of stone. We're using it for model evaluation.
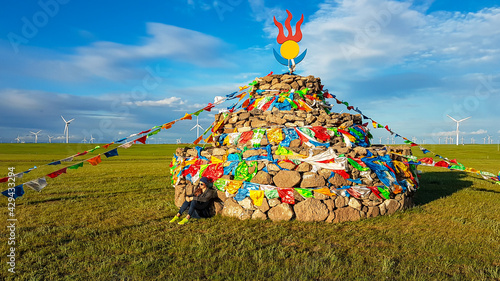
[171,74,418,223]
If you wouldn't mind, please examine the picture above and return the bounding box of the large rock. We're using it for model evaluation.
[222,198,244,218]
[251,209,267,220]
[238,197,256,210]
[250,171,273,185]
[333,207,361,223]
[300,172,325,188]
[329,173,351,186]
[268,203,294,221]
[366,206,380,218]
[256,197,270,213]
[296,162,312,172]
[174,185,186,207]
[383,199,400,215]
[268,198,280,207]
[348,197,362,211]
[294,198,329,222]
[335,196,348,208]
[273,170,301,188]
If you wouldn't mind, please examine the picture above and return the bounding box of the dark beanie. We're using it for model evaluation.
[199,177,210,186]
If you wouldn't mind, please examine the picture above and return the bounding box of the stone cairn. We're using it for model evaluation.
[170,74,419,222]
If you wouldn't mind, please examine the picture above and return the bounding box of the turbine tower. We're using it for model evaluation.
[30,130,41,143]
[48,135,54,143]
[190,116,204,139]
[447,115,470,146]
[61,115,75,143]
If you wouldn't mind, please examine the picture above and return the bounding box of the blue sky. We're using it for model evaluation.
[1,0,499,144]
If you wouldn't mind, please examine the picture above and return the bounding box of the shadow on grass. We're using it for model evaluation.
[414,171,473,205]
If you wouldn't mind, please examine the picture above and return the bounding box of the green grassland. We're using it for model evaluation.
[0,143,499,280]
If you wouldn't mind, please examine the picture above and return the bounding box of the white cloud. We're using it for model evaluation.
[429,130,456,137]
[0,22,230,82]
[292,0,500,81]
[469,129,488,135]
[127,97,185,107]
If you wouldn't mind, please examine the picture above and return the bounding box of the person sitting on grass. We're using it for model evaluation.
[170,177,217,225]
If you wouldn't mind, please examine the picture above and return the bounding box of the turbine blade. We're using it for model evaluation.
[447,115,458,122]
[458,117,471,122]
[68,118,75,123]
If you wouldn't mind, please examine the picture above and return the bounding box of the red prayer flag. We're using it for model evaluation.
[278,188,295,204]
[310,126,330,142]
[47,168,67,179]
[204,103,214,111]
[139,129,151,134]
[434,160,449,168]
[333,170,350,179]
[419,157,434,165]
[367,186,382,199]
[135,135,147,144]
[202,163,224,182]
[0,177,9,183]
[87,155,102,166]
[75,151,88,157]
[238,130,254,145]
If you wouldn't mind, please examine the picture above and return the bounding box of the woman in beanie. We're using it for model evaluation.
[170,177,217,225]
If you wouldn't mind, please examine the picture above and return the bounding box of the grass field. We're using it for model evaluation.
[0,143,499,280]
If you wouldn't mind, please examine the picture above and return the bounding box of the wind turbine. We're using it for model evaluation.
[447,115,470,146]
[61,115,75,143]
[48,135,54,143]
[190,116,204,139]
[89,135,95,144]
[470,137,475,144]
[81,137,88,143]
[176,138,182,144]
[30,130,41,143]
[15,135,21,143]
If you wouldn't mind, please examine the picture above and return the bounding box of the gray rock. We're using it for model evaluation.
[333,207,361,223]
[222,198,244,218]
[294,198,329,222]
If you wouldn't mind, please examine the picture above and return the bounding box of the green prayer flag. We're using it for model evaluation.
[68,162,84,170]
[299,127,315,139]
[347,158,370,171]
[89,146,101,153]
[193,109,204,116]
[377,186,390,199]
[264,189,279,199]
[214,178,228,191]
[296,188,313,198]
[148,129,160,136]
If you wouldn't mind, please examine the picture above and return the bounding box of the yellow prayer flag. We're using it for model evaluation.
[314,187,335,197]
[211,156,223,164]
[249,190,264,206]
[267,128,284,144]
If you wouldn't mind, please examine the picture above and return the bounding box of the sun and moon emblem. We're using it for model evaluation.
[273,10,307,74]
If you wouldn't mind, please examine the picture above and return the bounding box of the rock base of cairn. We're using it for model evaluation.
[170,74,419,223]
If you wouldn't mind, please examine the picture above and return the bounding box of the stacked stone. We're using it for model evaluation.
[172,74,418,223]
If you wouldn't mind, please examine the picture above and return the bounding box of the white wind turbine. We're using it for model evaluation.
[47,135,54,143]
[176,138,182,144]
[30,130,41,143]
[81,136,88,143]
[190,116,204,139]
[15,135,21,143]
[89,135,95,144]
[61,115,75,143]
[447,115,471,146]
